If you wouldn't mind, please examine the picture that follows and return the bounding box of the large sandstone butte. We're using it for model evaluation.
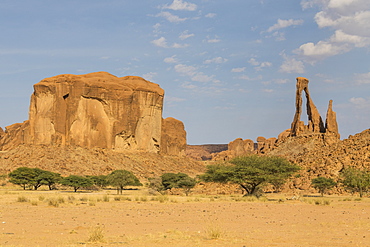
[0,72,186,155]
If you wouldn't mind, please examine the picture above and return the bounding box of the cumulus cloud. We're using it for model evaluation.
[349,97,370,109]
[142,72,157,81]
[205,13,217,18]
[179,30,194,40]
[297,0,370,61]
[174,63,218,83]
[248,58,272,71]
[172,43,189,48]
[205,36,221,43]
[267,19,304,32]
[355,72,370,84]
[164,55,179,63]
[231,67,246,73]
[165,96,186,103]
[279,54,305,73]
[156,11,187,23]
[151,37,168,48]
[151,37,188,49]
[162,0,197,11]
[204,57,228,64]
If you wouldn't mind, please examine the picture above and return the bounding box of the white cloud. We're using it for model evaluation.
[151,37,168,48]
[164,55,179,63]
[263,89,274,93]
[153,23,161,34]
[174,64,197,76]
[172,43,189,48]
[156,12,187,23]
[355,72,370,84]
[165,96,186,103]
[142,72,157,81]
[279,54,305,73]
[162,0,197,11]
[231,67,246,73]
[248,58,260,66]
[275,78,289,84]
[296,41,347,58]
[248,58,272,71]
[204,57,228,64]
[349,97,370,109]
[174,63,218,83]
[179,30,194,40]
[267,19,304,32]
[205,13,217,18]
[191,73,214,83]
[206,36,221,43]
[298,0,370,61]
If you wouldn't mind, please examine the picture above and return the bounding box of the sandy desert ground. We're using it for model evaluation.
[0,189,369,247]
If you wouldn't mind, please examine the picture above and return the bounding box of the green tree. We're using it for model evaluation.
[200,155,300,197]
[8,167,62,190]
[61,175,93,192]
[107,170,142,194]
[341,167,370,197]
[8,167,36,190]
[148,177,165,195]
[161,173,197,196]
[311,177,337,196]
[89,175,109,189]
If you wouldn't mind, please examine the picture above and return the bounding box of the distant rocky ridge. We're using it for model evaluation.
[0,72,186,156]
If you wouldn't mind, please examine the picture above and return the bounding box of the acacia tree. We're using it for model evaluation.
[8,167,36,190]
[61,175,93,192]
[160,173,197,196]
[107,170,142,194]
[341,167,370,197]
[88,175,109,189]
[311,177,337,196]
[200,155,300,197]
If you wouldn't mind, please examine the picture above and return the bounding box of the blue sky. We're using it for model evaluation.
[1,0,370,144]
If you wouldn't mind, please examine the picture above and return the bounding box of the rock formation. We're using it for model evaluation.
[0,72,186,155]
[290,77,325,136]
[160,117,187,156]
[325,100,340,139]
[289,77,339,139]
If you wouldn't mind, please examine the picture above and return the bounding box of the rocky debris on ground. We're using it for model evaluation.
[0,144,206,180]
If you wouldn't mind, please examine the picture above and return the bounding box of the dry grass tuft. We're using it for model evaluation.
[88,225,105,243]
[16,195,29,202]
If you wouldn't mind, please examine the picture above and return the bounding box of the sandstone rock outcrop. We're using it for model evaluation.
[0,72,186,155]
[325,100,340,139]
[289,77,339,139]
[290,77,325,136]
[160,117,186,156]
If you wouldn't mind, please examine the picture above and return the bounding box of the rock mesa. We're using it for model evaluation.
[0,72,186,155]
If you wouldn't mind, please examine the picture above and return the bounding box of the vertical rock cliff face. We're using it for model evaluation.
[1,72,170,153]
[160,117,187,156]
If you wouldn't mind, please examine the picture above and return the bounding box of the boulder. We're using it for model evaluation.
[160,117,187,156]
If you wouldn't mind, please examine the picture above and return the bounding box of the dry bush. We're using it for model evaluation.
[88,225,105,243]
[17,195,29,202]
